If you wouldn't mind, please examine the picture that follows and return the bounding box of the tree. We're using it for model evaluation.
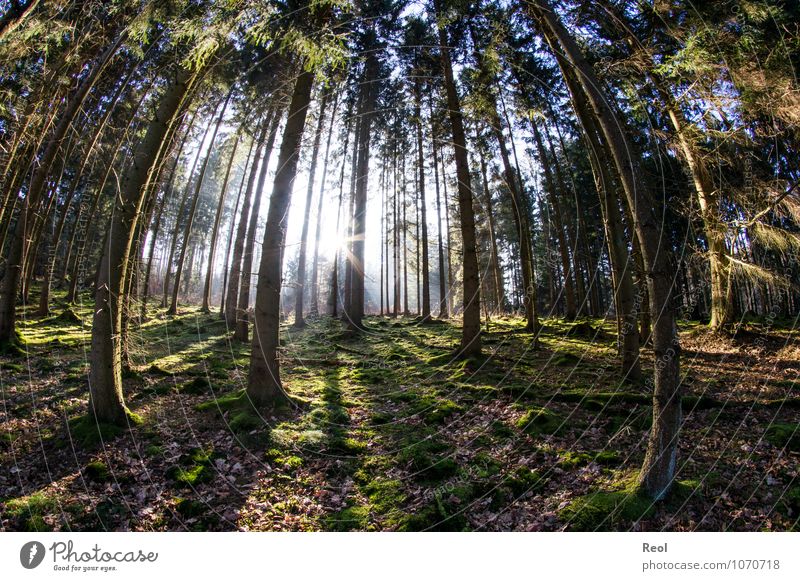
[89,66,196,424]
[435,2,482,356]
[248,68,315,405]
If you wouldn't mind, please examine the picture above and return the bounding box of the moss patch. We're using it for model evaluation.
[559,488,654,531]
[84,461,110,482]
[67,411,143,447]
[765,423,800,452]
[4,492,58,531]
[515,407,564,436]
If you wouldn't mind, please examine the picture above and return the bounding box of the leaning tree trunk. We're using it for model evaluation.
[558,63,641,380]
[248,69,315,406]
[89,66,194,424]
[435,4,481,356]
[531,0,680,500]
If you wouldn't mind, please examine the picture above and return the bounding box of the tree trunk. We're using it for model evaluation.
[248,69,315,406]
[201,127,242,312]
[415,77,431,320]
[234,111,280,341]
[89,66,194,424]
[435,4,481,356]
[310,92,339,317]
[225,113,272,327]
[295,90,329,327]
[220,137,255,318]
[0,30,126,345]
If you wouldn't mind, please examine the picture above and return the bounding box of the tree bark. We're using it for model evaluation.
[234,111,280,341]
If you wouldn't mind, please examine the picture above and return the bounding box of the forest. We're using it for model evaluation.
[0,0,799,533]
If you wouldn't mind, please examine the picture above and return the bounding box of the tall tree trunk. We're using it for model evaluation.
[310,92,339,317]
[414,77,431,320]
[248,69,315,406]
[430,99,448,319]
[329,99,355,318]
[295,90,329,327]
[89,66,194,424]
[220,137,255,317]
[529,117,576,321]
[563,64,641,379]
[435,4,481,356]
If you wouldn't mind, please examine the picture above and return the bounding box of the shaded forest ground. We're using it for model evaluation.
[1,289,799,531]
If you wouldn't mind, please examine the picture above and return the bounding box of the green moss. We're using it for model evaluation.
[552,353,581,366]
[228,410,265,433]
[1,361,24,373]
[506,466,545,496]
[167,464,213,486]
[84,461,110,482]
[180,376,211,395]
[398,438,458,482]
[515,407,564,436]
[265,449,303,471]
[559,488,654,531]
[364,479,406,514]
[329,436,368,455]
[144,444,163,457]
[325,505,370,531]
[68,411,142,446]
[167,447,216,486]
[0,332,25,357]
[147,364,175,376]
[765,423,800,452]
[5,492,58,531]
[559,450,621,469]
[423,399,464,424]
[175,497,206,518]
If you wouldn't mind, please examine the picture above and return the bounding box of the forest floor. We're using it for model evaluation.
[1,290,799,531]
